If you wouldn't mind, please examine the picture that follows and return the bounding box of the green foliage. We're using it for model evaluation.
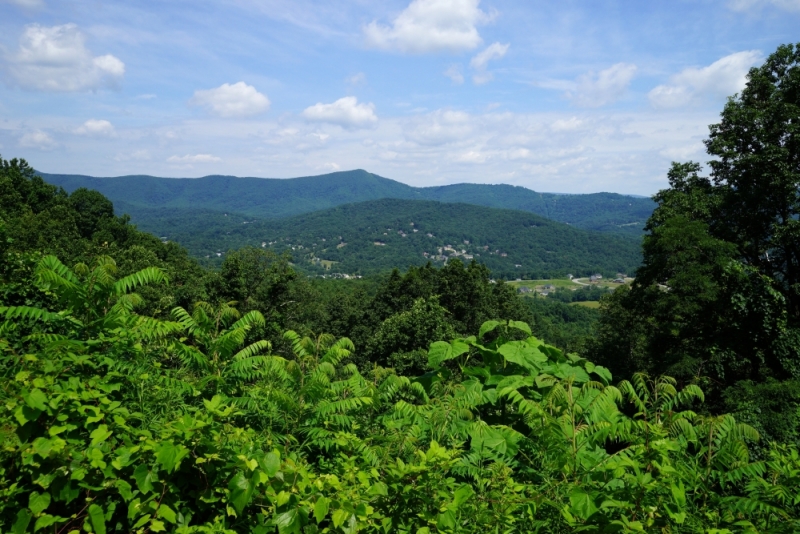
[0,154,208,315]
[587,44,800,399]
[3,253,799,532]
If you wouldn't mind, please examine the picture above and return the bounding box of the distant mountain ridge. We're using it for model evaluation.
[39,169,655,235]
[123,198,641,279]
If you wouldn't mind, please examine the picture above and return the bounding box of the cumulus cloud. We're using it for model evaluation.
[470,42,508,70]
[6,24,125,92]
[167,154,222,163]
[728,0,800,10]
[648,51,761,108]
[190,82,270,118]
[302,96,378,129]
[74,119,114,136]
[568,63,637,107]
[469,42,509,84]
[443,64,464,84]
[404,109,472,145]
[364,0,490,53]
[19,130,57,150]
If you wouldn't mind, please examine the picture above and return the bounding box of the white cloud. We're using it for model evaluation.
[364,0,490,53]
[469,42,508,70]
[316,162,341,172]
[455,150,487,163]
[469,42,509,84]
[6,24,124,92]
[568,63,637,107]
[551,117,584,132]
[648,51,761,108]
[167,154,222,163]
[404,109,472,145]
[443,64,464,84]
[75,119,114,136]
[19,130,57,150]
[302,96,378,129]
[728,0,800,11]
[190,82,270,118]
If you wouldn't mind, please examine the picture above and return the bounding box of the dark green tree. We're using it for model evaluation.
[588,43,800,414]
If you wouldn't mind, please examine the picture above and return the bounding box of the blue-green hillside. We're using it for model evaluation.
[39,169,655,235]
[126,198,641,279]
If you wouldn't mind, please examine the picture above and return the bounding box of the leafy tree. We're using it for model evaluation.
[588,44,800,398]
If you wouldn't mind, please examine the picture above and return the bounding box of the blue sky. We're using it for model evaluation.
[0,0,798,195]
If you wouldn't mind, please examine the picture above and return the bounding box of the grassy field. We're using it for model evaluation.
[508,279,583,290]
[572,277,634,290]
[571,301,602,309]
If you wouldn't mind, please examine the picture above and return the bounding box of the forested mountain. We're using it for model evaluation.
[127,198,641,278]
[39,169,655,235]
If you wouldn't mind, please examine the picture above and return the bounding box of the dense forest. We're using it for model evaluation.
[1,43,799,533]
[40,170,655,236]
[122,198,642,278]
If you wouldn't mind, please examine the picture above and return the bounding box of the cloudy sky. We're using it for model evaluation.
[0,0,798,194]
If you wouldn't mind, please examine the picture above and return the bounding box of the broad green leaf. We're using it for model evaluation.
[592,365,613,384]
[155,442,188,473]
[314,497,329,523]
[48,425,68,436]
[29,491,51,515]
[367,482,388,496]
[452,484,474,508]
[569,489,598,520]
[275,508,302,534]
[14,405,41,426]
[131,514,151,529]
[90,425,112,445]
[25,389,48,411]
[33,514,59,532]
[13,509,32,534]
[428,339,469,368]
[478,320,501,339]
[332,509,349,529]
[437,510,456,529]
[156,504,177,524]
[508,320,532,334]
[149,520,166,532]
[32,438,53,458]
[497,341,547,371]
[88,504,106,534]
[261,450,280,477]
[116,480,133,501]
[228,471,254,516]
[133,464,154,494]
[556,363,590,383]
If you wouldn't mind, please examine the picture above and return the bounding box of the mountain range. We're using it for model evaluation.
[119,198,642,279]
[37,169,650,278]
[39,169,655,235]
